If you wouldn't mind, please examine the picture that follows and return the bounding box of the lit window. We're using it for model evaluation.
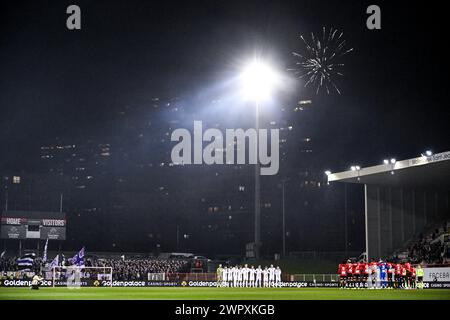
[13,176,21,184]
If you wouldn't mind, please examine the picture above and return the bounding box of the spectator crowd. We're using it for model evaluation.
[91,257,190,281]
[1,253,190,281]
[402,220,450,265]
[0,256,43,273]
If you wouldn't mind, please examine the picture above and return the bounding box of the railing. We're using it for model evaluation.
[289,274,339,282]
[165,273,217,282]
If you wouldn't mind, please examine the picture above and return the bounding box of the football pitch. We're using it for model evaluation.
[1,287,450,300]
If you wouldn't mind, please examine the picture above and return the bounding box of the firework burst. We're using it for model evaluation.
[291,27,353,94]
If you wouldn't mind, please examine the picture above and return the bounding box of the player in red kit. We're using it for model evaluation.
[358,262,366,288]
[405,262,412,289]
[363,262,370,288]
[394,263,402,289]
[353,263,361,288]
[345,260,354,288]
[387,262,394,289]
[338,263,347,288]
[411,266,416,289]
[401,263,408,288]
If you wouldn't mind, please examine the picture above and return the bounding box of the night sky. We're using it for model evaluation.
[0,0,448,172]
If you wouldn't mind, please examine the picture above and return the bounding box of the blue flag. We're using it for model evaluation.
[17,253,35,269]
[72,247,85,266]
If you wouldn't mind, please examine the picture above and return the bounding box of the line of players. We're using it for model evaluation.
[338,260,424,289]
[216,264,282,287]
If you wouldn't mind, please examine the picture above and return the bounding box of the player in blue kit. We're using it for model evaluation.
[379,260,388,289]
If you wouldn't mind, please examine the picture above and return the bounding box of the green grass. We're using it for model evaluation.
[1,287,450,300]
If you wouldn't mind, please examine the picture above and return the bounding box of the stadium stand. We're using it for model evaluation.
[0,256,43,274]
[0,253,191,281]
[392,220,450,265]
[91,257,190,280]
[328,151,450,262]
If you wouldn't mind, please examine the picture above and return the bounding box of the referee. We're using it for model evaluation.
[416,265,424,289]
[216,264,223,287]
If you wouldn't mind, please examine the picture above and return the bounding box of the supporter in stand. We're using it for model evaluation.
[1,254,190,282]
[92,257,190,281]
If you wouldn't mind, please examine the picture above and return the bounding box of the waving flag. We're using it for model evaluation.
[17,253,36,269]
[49,254,59,268]
[43,238,49,262]
[72,247,85,266]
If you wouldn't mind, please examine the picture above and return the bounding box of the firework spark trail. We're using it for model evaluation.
[290,27,354,94]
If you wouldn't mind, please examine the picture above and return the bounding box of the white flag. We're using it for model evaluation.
[50,254,59,268]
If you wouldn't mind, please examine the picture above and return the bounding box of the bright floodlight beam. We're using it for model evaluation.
[240,59,280,102]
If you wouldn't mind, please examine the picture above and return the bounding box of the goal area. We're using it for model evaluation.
[51,266,113,287]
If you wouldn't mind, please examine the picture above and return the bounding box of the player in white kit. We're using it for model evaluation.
[268,264,275,287]
[255,265,262,287]
[242,264,249,287]
[232,266,238,287]
[249,266,256,287]
[222,267,228,287]
[263,266,269,287]
[238,266,243,287]
[275,266,282,287]
[375,262,381,289]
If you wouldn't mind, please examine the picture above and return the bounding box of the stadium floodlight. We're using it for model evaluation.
[425,150,433,156]
[390,158,396,164]
[240,59,280,102]
[355,165,361,170]
[324,170,332,176]
[238,57,281,260]
[350,166,356,171]
[383,159,389,165]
